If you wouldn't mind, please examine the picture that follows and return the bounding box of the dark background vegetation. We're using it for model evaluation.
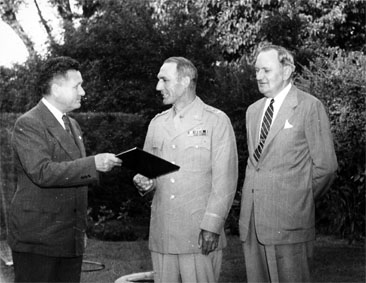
[0,0,365,244]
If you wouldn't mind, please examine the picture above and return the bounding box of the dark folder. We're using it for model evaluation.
[116,147,180,178]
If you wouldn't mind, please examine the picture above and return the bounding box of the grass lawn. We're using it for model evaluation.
[0,235,364,283]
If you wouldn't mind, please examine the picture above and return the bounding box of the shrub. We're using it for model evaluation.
[296,48,366,243]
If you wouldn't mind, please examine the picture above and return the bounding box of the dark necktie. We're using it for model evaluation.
[62,114,74,137]
[253,98,274,161]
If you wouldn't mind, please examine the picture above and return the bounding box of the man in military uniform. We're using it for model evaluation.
[133,57,238,283]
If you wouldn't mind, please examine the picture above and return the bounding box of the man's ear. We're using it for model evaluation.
[51,82,61,98]
[181,76,190,88]
[283,65,294,81]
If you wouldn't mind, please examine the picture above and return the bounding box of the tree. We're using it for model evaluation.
[296,49,366,242]
[0,0,37,59]
[197,0,365,60]
[33,0,56,45]
[47,0,221,115]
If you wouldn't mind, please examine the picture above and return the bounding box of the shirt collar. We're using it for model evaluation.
[41,97,65,128]
[272,82,291,105]
[174,97,198,117]
[261,83,292,124]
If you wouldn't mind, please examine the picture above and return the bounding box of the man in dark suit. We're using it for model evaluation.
[8,56,122,282]
[239,45,338,282]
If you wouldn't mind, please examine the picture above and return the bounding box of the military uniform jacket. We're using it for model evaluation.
[144,97,238,254]
[8,101,99,257]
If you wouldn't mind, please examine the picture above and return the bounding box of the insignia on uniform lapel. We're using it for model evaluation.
[188,128,207,136]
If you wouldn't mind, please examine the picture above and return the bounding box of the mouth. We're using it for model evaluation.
[161,92,169,99]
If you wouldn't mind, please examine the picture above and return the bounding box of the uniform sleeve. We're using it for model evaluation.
[143,120,155,154]
[305,100,338,199]
[200,113,239,234]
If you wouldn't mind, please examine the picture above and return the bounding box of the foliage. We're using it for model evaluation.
[0,113,18,239]
[203,59,262,236]
[47,0,221,117]
[198,0,365,60]
[49,0,161,114]
[209,59,261,185]
[86,203,149,241]
[1,0,365,242]
[198,0,264,59]
[73,112,152,213]
[0,59,43,113]
[296,49,366,243]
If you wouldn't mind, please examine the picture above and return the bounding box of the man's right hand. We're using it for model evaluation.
[95,153,122,172]
[133,174,155,196]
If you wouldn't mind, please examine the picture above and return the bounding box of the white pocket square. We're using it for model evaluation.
[284,120,293,129]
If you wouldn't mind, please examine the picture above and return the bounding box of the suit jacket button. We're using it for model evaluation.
[256,168,260,172]
[252,189,254,193]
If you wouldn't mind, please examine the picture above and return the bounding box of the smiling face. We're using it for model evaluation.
[255,49,289,98]
[156,62,186,106]
[52,70,85,113]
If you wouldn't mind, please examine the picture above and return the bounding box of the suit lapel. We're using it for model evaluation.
[68,117,86,157]
[262,86,298,154]
[37,102,82,159]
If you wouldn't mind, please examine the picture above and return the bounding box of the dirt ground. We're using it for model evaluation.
[0,235,364,283]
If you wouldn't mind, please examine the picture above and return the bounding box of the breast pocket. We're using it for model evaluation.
[152,138,164,157]
[182,137,211,172]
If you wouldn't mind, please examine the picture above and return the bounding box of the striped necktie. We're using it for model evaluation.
[253,98,274,161]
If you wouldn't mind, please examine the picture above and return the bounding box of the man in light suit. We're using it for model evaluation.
[239,45,338,282]
[133,57,238,282]
[9,56,122,282]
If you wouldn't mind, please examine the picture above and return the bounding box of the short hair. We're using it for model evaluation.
[164,57,198,91]
[38,56,81,96]
[255,44,295,73]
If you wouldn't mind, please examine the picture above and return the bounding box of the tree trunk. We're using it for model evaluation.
[33,0,56,45]
[0,0,37,60]
[52,0,75,33]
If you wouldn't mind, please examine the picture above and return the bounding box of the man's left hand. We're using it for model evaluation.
[198,229,219,255]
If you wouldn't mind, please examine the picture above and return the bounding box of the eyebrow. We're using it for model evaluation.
[157,74,167,80]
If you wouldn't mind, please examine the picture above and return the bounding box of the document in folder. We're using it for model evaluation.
[116,147,180,178]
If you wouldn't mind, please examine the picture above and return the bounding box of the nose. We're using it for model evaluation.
[79,86,86,96]
[256,70,264,80]
[156,80,163,91]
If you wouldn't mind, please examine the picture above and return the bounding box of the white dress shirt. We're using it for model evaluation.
[41,97,67,129]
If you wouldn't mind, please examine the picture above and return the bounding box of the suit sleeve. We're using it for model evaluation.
[200,113,238,234]
[12,115,99,188]
[305,100,338,199]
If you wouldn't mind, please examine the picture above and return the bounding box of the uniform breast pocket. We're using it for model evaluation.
[183,137,211,172]
[152,139,164,156]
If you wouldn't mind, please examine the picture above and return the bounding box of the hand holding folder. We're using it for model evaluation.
[116,147,180,179]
